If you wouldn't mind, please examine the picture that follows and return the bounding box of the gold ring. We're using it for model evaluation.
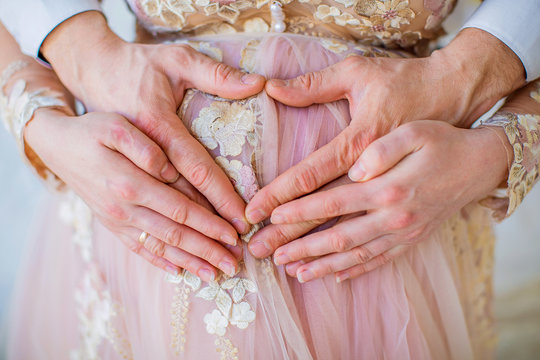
[138,231,149,244]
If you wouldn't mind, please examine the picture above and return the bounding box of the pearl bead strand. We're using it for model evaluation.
[270,1,286,32]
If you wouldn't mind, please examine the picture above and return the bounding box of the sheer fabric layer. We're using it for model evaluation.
[7,34,496,360]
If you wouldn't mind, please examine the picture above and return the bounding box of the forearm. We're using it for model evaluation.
[40,11,123,101]
[428,27,526,128]
[0,23,73,110]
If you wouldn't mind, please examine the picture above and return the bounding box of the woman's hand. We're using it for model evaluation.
[25,108,242,281]
[257,121,511,282]
[41,11,266,235]
[245,28,524,224]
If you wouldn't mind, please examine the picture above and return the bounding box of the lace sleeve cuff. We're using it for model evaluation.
[0,60,68,186]
[479,111,540,221]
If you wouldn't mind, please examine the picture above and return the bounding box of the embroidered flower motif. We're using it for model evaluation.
[185,41,223,62]
[191,101,257,157]
[197,280,234,316]
[165,269,202,289]
[375,0,415,29]
[320,38,349,53]
[215,157,259,201]
[230,302,256,329]
[334,12,361,26]
[204,310,229,336]
[314,5,341,22]
[221,277,258,303]
[243,17,269,32]
[240,40,261,73]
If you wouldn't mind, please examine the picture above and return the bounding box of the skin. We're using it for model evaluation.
[38,12,268,278]
[0,22,241,281]
[245,28,527,281]
[23,15,529,281]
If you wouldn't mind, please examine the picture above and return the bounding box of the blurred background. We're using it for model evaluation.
[0,0,539,358]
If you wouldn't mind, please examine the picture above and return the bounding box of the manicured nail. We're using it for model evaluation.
[297,269,315,283]
[336,273,350,283]
[269,79,288,87]
[221,233,238,246]
[249,240,271,258]
[285,260,305,277]
[198,268,215,282]
[166,265,179,276]
[246,208,267,224]
[161,163,179,183]
[241,73,260,85]
[232,218,250,234]
[348,161,365,182]
[219,261,236,277]
[270,212,286,224]
[273,253,291,266]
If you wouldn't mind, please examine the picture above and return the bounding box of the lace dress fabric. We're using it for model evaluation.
[7,1,507,359]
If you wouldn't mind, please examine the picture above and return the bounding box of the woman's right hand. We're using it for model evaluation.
[24,108,241,281]
[41,11,266,236]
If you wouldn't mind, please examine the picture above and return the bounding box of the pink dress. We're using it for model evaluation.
[8,0,501,359]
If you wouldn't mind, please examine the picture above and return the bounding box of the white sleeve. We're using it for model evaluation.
[462,0,540,82]
[0,0,102,58]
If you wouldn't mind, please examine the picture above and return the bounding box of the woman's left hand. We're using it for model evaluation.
[249,121,510,282]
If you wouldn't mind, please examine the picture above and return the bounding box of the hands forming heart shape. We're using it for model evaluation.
[32,12,524,283]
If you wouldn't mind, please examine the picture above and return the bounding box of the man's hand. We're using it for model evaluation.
[245,28,524,225]
[41,11,266,236]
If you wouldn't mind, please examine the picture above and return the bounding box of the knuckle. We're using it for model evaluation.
[298,71,321,91]
[352,246,373,264]
[292,167,319,194]
[146,238,167,257]
[188,162,213,191]
[330,231,351,252]
[103,203,129,222]
[213,62,235,86]
[127,240,144,255]
[116,180,139,202]
[140,144,164,171]
[401,122,425,142]
[390,211,416,230]
[380,185,407,205]
[342,56,360,71]
[322,197,344,217]
[171,204,188,225]
[164,226,185,247]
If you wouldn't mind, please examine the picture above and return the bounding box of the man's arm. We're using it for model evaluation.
[462,0,540,82]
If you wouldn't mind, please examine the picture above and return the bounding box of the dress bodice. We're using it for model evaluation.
[128,0,456,49]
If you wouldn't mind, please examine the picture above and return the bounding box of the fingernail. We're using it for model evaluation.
[285,260,305,277]
[246,208,267,224]
[297,269,315,283]
[161,163,179,183]
[221,233,238,246]
[219,261,236,277]
[241,73,260,85]
[166,265,179,276]
[270,213,286,224]
[249,240,271,258]
[270,79,287,87]
[198,268,215,282]
[232,218,250,234]
[273,252,291,266]
[348,161,365,182]
[336,272,350,283]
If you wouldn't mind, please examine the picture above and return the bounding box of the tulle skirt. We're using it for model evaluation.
[7,33,497,360]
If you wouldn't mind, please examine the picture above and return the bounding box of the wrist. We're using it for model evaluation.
[41,11,123,94]
[430,28,526,128]
[472,126,512,190]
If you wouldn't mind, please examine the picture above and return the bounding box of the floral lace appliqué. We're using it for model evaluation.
[191,100,258,157]
[481,112,540,219]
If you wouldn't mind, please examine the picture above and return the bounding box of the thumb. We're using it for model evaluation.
[348,124,419,182]
[180,47,265,99]
[265,61,351,107]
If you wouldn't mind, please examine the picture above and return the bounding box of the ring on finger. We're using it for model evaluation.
[138,231,149,244]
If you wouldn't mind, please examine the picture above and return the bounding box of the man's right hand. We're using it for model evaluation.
[40,11,266,258]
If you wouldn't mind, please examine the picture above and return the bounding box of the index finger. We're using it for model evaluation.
[246,127,366,223]
[155,113,251,234]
